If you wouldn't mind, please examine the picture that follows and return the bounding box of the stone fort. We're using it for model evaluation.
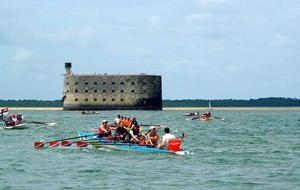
[62,63,162,110]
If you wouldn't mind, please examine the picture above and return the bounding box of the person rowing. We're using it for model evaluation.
[146,126,160,147]
[157,127,181,151]
[114,122,130,142]
[96,120,113,140]
[200,111,212,120]
[129,123,143,144]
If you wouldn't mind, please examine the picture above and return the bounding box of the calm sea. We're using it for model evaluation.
[0,110,300,190]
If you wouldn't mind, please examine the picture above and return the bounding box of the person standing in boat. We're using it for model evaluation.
[114,114,121,124]
[157,127,177,149]
[97,120,112,140]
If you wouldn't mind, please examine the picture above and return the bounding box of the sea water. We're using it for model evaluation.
[0,110,300,189]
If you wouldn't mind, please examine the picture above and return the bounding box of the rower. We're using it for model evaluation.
[114,122,129,141]
[129,123,141,143]
[157,127,181,150]
[146,126,160,147]
[97,120,112,140]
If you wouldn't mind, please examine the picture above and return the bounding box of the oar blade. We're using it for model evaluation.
[76,141,89,147]
[61,140,73,147]
[49,140,59,147]
[34,141,45,148]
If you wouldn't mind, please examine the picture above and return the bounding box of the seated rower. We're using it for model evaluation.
[157,127,181,150]
[129,123,142,144]
[97,120,113,140]
[146,126,160,147]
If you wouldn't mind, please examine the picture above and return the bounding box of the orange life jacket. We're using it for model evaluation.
[167,138,182,151]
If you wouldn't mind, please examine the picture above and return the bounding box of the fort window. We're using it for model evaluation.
[112,82,115,85]
[103,82,106,85]
[85,90,88,93]
[66,82,69,85]
[94,90,97,93]
[94,98,97,101]
[102,90,106,93]
[94,82,98,85]
[120,82,124,85]
[103,98,106,101]
[131,82,135,85]
[143,82,147,85]
[75,89,78,93]
[75,82,78,85]
[84,82,88,85]
[112,98,115,101]
[143,99,147,104]
[131,90,135,93]
[112,90,115,93]
[85,98,88,102]
[66,90,69,93]
[120,90,124,93]
[75,98,78,101]
[120,98,124,102]
[143,90,146,93]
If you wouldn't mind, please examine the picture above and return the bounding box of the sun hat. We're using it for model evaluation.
[150,126,156,130]
[102,120,108,123]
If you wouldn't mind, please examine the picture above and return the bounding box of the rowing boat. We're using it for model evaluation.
[3,123,28,130]
[78,131,189,156]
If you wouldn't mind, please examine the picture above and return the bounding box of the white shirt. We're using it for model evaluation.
[161,133,176,145]
[114,118,120,124]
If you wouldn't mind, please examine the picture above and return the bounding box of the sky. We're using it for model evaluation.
[0,0,299,100]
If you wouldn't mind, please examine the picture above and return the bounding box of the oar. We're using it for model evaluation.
[140,124,166,128]
[213,116,225,120]
[24,120,57,126]
[34,133,99,148]
[190,116,199,120]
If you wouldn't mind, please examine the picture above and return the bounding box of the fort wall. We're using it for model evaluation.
[62,63,162,110]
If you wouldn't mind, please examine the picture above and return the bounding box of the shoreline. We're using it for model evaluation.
[4,107,300,111]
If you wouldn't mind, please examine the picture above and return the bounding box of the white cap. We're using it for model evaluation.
[150,126,156,130]
[102,120,108,123]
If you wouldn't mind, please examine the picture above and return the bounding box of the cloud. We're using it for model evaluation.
[37,25,98,46]
[194,0,227,5]
[185,13,212,26]
[148,16,162,27]
[13,48,32,62]
[270,33,293,47]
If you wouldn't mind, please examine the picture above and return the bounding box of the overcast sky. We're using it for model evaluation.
[0,0,299,100]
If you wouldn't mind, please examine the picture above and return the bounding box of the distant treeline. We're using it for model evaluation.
[0,97,300,107]
[0,100,62,107]
[163,97,300,107]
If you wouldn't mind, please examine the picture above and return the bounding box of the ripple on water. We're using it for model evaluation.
[1,110,300,189]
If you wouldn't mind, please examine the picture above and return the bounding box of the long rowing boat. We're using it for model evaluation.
[1,123,28,130]
[78,131,189,156]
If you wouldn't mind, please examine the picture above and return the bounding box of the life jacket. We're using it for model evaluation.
[200,115,207,120]
[139,136,146,145]
[167,138,182,151]
[98,127,103,134]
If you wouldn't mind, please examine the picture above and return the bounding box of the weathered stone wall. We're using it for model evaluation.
[63,74,162,110]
